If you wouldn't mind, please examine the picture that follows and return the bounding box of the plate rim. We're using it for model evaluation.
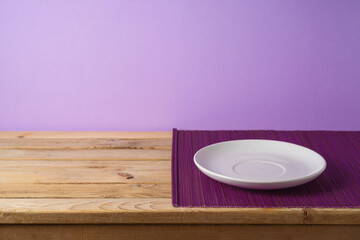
[193,139,327,184]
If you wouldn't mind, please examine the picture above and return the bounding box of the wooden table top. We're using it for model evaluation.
[0,131,359,225]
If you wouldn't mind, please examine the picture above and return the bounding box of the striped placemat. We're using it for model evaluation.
[172,129,360,207]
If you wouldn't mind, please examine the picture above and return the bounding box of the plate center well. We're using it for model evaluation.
[232,160,287,180]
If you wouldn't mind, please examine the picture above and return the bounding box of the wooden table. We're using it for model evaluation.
[0,132,359,240]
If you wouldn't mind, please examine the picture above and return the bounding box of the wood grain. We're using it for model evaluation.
[0,225,359,240]
[0,132,172,149]
[0,160,170,184]
[305,208,360,224]
[0,198,304,224]
[0,131,358,228]
[0,183,171,198]
[0,138,171,149]
[0,148,171,160]
[0,199,358,225]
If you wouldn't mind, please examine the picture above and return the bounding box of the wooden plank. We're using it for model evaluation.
[0,148,171,160]
[0,131,172,139]
[0,198,304,224]
[0,160,171,184]
[305,208,360,224]
[0,131,358,228]
[0,184,171,198]
[0,199,358,225]
[0,138,172,149]
[0,224,359,240]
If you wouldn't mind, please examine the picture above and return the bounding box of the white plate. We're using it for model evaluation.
[194,140,326,190]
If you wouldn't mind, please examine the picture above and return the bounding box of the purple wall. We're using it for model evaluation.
[1,0,359,131]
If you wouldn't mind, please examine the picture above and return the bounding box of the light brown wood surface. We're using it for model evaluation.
[0,132,359,239]
[0,160,170,183]
[0,148,171,160]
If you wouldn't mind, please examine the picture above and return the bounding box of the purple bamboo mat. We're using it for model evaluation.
[172,129,360,207]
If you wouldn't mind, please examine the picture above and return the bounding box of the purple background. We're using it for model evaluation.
[1,0,359,131]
